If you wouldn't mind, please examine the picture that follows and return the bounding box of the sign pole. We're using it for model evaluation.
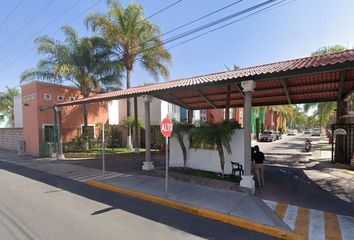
[165,136,169,195]
[102,123,105,179]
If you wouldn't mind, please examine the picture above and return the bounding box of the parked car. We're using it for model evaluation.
[312,128,321,136]
[304,129,312,135]
[259,130,277,142]
[288,129,298,135]
[275,131,282,140]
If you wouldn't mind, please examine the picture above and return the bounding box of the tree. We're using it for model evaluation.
[189,120,241,175]
[311,45,346,56]
[172,121,193,168]
[0,87,19,128]
[21,26,122,148]
[86,0,172,150]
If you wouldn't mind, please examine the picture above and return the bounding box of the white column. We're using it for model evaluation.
[240,80,256,193]
[142,95,154,170]
[55,106,65,160]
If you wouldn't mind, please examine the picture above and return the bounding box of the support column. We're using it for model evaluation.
[187,109,193,123]
[55,106,65,160]
[134,97,140,153]
[142,95,154,170]
[240,80,256,193]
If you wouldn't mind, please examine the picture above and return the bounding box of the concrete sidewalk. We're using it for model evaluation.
[0,150,295,239]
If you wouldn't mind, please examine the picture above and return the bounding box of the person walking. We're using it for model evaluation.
[253,145,265,188]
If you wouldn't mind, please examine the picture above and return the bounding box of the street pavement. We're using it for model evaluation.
[0,156,278,240]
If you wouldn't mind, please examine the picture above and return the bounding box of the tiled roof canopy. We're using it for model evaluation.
[57,49,354,109]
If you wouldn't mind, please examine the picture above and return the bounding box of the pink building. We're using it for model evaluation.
[21,81,108,156]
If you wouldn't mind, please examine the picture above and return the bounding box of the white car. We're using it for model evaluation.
[288,129,298,135]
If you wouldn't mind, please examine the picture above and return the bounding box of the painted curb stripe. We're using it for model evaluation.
[284,205,298,231]
[309,209,325,240]
[276,203,288,220]
[294,207,310,240]
[338,215,354,240]
[324,212,342,240]
[86,180,300,240]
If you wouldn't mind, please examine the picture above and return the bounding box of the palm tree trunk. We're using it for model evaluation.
[216,144,225,175]
[11,111,15,128]
[177,135,187,168]
[126,69,133,150]
[83,103,89,150]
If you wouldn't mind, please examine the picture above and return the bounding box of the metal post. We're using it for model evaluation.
[165,137,169,195]
[102,123,105,177]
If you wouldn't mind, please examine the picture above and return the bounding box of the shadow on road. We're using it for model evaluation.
[0,160,277,240]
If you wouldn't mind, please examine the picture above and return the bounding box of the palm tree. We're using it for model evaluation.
[86,0,172,150]
[189,120,241,175]
[172,121,193,168]
[21,26,122,148]
[304,102,336,128]
[0,87,20,128]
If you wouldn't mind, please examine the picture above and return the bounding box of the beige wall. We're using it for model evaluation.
[0,128,24,152]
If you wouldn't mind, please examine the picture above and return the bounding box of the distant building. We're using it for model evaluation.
[0,111,11,128]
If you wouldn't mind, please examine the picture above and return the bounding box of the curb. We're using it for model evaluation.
[86,180,301,240]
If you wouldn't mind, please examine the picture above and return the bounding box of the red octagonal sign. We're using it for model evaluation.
[160,118,173,138]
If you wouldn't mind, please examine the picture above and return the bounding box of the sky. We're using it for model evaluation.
[0,0,354,92]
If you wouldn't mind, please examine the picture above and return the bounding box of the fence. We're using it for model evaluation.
[0,128,24,152]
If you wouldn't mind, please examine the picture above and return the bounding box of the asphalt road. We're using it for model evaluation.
[253,133,321,155]
[0,161,278,240]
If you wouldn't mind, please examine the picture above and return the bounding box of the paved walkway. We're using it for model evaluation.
[263,200,353,240]
[1,149,354,239]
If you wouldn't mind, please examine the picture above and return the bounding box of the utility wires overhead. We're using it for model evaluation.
[0,0,24,28]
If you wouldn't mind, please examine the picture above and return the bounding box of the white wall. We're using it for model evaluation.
[169,129,245,175]
[13,95,23,128]
[108,100,119,125]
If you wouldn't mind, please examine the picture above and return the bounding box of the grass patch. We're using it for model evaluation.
[180,168,240,183]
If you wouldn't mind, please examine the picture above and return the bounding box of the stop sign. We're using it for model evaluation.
[160,118,173,137]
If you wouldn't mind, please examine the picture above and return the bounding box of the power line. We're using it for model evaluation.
[146,0,183,19]
[0,0,24,28]
[128,0,243,53]
[0,0,104,73]
[168,0,292,50]
[0,0,82,65]
[140,0,277,54]
[0,0,56,49]
[162,0,277,46]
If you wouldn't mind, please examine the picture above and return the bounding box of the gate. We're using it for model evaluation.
[331,124,354,164]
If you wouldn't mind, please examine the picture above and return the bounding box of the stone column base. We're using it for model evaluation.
[142,161,154,170]
[240,175,255,194]
[56,154,65,160]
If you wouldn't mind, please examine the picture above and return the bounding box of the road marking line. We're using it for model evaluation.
[284,205,298,231]
[275,203,288,220]
[338,215,354,240]
[324,212,342,240]
[309,209,325,240]
[294,207,310,240]
[263,200,277,211]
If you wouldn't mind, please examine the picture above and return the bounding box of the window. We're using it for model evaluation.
[31,93,35,100]
[0,115,4,122]
[57,95,64,101]
[22,95,26,102]
[43,125,57,142]
[26,95,31,101]
[44,93,51,100]
[81,125,95,139]
[69,96,75,101]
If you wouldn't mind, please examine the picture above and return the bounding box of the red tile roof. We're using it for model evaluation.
[57,49,354,108]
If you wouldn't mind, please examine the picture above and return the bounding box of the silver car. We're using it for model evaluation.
[259,130,276,142]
